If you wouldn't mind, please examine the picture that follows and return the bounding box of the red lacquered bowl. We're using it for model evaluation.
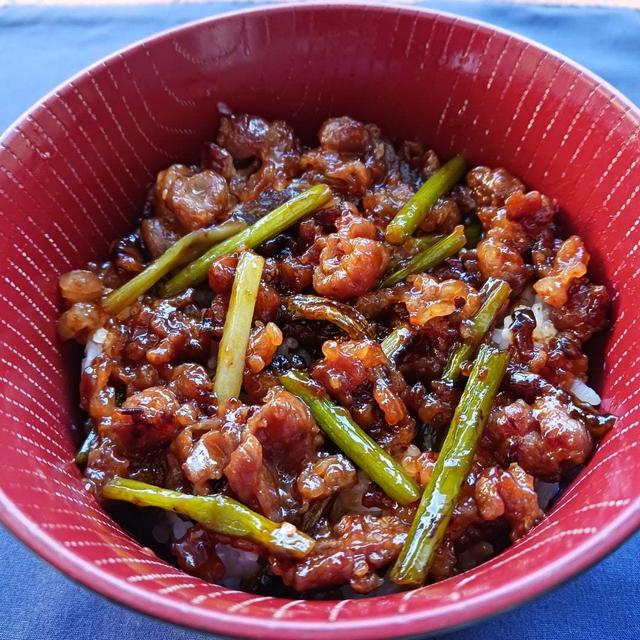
[0,3,638,638]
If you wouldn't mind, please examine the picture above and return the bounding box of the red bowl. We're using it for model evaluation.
[0,3,638,638]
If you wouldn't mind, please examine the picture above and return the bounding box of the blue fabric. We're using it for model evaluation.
[0,2,639,638]
[1,0,640,128]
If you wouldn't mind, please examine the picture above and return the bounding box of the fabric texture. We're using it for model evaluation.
[0,2,638,639]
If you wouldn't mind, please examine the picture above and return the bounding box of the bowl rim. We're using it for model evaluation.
[0,2,639,639]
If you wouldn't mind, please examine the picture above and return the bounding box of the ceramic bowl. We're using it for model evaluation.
[0,4,638,638]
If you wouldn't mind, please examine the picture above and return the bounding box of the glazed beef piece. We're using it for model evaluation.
[154,164,231,232]
[217,113,302,201]
[549,279,609,341]
[484,395,593,482]
[270,514,410,593]
[312,211,390,300]
[58,111,614,599]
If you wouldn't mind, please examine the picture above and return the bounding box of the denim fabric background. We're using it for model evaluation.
[0,2,638,638]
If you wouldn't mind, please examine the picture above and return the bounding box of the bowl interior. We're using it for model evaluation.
[0,4,638,639]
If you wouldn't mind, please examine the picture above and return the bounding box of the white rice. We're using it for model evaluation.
[216,544,261,588]
[492,314,513,350]
[570,378,601,406]
[404,444,421,458]
[531,298,557,341]
[491,293,557,349]
[331,470,381,518]
[81,327,108,371]
[151,512,192,544]
[491,290,601,406]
